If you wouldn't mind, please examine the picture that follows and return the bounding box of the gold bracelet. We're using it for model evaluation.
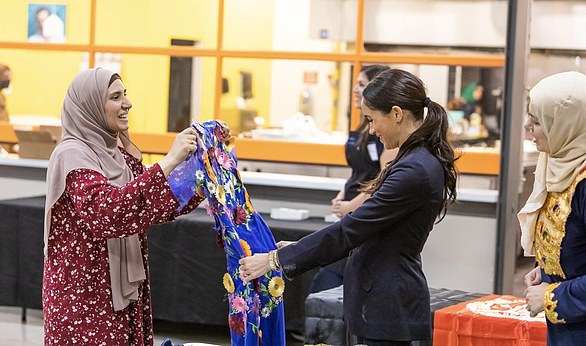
[274,250,281,270]
[268,250,277,271]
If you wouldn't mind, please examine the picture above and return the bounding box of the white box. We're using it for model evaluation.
[270,207,309,221]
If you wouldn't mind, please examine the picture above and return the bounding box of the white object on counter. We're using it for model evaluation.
[324,213,340,223]
[270,207,309,221]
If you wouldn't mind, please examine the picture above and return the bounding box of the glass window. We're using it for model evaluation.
[364,62,504,144]
[95,54,217,134]
[0,49,84,122]
[220,58,352,144]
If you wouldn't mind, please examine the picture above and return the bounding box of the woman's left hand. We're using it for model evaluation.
[524,282,549,317]
[239,254,270,284]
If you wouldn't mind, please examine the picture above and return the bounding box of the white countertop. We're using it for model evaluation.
[0,156,49,169]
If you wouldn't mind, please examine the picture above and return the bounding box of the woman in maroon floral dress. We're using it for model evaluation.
[42,68,204,345]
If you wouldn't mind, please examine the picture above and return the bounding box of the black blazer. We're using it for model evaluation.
[278,146,445,341]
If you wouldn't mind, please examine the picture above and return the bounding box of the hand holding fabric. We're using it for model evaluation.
[159,127,198,177]
[239,254,270,284]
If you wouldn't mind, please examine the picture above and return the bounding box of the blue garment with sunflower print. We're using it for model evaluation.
[168,120,286,346]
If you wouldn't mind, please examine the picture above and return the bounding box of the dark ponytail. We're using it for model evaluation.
[361,69,457,221]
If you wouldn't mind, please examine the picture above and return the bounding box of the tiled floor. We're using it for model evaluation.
[0,257,535,346]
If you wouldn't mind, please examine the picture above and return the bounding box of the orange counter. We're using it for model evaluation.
[0,124,502,175]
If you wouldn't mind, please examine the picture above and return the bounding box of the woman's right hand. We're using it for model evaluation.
[159,127,198,177]
[524,266,542,287]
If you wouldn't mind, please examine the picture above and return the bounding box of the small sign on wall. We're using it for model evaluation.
[27,3,66,43]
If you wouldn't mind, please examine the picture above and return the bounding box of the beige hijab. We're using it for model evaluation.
[518,71,586,255]
[44,68,146,311]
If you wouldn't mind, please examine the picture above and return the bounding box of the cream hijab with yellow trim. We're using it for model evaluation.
[44,68,145,311]
[519,71,586,256]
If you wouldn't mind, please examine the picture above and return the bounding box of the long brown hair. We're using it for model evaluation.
[361,69,457,221]
[356,64,390,151]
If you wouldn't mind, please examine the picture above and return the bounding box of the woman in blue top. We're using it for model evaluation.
[521,71,586,345]
[239,69,457,345]
[331,64,395,217]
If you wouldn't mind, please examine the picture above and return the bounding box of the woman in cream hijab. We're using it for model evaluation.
[43,68,204,345]
[520,71,586,345]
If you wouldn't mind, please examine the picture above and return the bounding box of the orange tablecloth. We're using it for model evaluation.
[433,294,547,346]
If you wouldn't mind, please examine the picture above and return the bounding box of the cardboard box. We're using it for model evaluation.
[39,125,62,143]
[15,130,57,160]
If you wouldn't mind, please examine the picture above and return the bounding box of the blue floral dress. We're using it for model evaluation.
[168,121,286,346]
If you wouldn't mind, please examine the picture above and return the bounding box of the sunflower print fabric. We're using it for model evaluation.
[168,120,285,346]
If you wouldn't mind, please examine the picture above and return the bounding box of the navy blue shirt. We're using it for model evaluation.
[279,146,445,341]
[541,177,586,345]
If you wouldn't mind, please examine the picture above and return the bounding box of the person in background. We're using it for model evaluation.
[308,64,395,294]
[0,64,14,155]
[331,64,396,218]
[43,68,204,345]
[240,69,457,345]
[461,81,483,120]
[521,71,586,345]
[0,64,12,123]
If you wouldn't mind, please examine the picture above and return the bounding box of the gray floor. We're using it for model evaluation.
[0,305,232,345]
[0,257,535,346]
[0,307,304,345]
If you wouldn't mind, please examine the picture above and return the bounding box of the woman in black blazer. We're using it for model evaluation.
[239,69,457,345]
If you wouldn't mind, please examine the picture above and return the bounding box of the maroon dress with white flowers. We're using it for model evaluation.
[42,148,203,345]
